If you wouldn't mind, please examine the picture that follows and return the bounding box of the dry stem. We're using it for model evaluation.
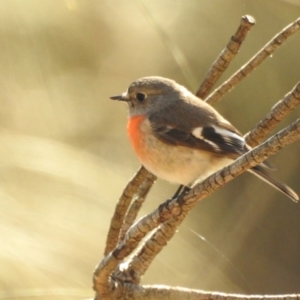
[119,172,157,242]
[205,17,300,105]
[196,15,255,99]
[245,81,300,147]
[104,166,154,255]
[129,285,300,300]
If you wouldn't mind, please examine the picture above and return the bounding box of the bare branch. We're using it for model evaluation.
[104,166,155,255]
[245,81,300,147]
[205,17,300,105]
[124,211,187,284]
[119,172,156,242]
[129,285,300,300]
[196,15,255,99]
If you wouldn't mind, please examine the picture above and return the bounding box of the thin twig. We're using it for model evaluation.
[245,81,300,147]
[129,285,300,300]
[119,172,157,242]
[104,166,154,255]
[94,212,162,297]
[124,213,187,284]
[205,17,300,106]
[196,15,255,99]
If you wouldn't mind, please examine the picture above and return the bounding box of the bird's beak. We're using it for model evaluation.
[110,92,129,102]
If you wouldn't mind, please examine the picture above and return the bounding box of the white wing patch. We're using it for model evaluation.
[191,127,221,152]
[192,125,245,154]
[212,126,244,143]
[191,127,204,139]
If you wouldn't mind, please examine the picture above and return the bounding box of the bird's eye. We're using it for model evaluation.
[136,93,146,101]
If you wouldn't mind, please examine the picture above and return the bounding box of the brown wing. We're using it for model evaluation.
[149,112,246,159]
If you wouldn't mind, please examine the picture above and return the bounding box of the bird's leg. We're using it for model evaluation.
[172,184,190,199]
[159,185,190,216]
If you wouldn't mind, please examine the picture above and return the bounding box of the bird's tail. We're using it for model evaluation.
[250,165,298,202]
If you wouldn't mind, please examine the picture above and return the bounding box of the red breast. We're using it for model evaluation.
[127,115,148,161]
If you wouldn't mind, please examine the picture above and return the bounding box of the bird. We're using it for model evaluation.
[110,76,298,202]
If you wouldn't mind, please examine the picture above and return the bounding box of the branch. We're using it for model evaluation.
[196,15,255,99]
[245,81,300,147]
[119,172,156,242]
[104,166,155,255]
[205,17,300,105]
[128,284,300,300]
[124,210,187,284]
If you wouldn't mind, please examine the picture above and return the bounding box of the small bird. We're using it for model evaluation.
[111,76,298,202]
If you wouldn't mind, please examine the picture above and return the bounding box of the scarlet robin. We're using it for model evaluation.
[111,76,298,202]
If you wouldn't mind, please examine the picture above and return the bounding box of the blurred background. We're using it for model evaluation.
[0,0,299,299]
